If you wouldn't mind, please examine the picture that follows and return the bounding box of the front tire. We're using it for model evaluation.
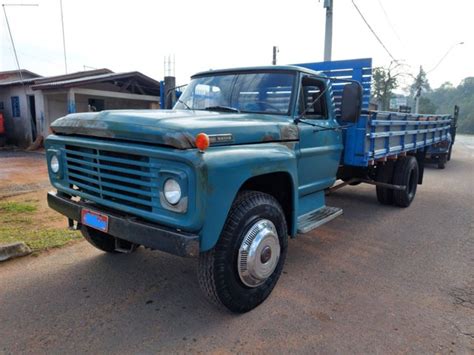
[198,191,288,313]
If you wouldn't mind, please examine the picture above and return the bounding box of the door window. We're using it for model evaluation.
[298,78,327,119]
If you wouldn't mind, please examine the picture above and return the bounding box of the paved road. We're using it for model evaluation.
[1,137,473,354]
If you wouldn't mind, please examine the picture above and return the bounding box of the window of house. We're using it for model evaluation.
[88,98,105,112]
[0,101,4,110]
[11,96,20,117]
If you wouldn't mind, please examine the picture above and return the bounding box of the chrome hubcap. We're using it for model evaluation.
[237,219,280,288]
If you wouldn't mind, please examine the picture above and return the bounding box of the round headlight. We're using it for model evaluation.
[50,155,60,174]
[164,179,181,205]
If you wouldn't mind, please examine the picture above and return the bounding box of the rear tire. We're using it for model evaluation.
[198,191,288,313]
[81,226,138,253]
[437,154,447,169]
[375,162,394,205]
[393,156,419,208]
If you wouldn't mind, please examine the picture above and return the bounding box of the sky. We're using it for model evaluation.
[1,0,472,91]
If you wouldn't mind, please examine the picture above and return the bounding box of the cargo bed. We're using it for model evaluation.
[297,58,452,167]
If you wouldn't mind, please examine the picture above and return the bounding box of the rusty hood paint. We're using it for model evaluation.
[50,109,299,149]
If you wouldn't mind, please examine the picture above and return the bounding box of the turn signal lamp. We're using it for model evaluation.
[195,133,210,152]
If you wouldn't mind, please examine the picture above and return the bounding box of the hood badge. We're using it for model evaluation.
[208,134,234,145]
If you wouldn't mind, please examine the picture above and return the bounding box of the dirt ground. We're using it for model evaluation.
[0,150,50,198]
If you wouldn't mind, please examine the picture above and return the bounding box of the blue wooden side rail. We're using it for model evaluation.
[295,58,451,167]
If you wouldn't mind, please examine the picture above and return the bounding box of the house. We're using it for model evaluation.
[0,68,162,147]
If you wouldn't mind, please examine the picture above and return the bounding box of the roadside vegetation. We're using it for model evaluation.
[372,64,474,134]
[0,196,81,252]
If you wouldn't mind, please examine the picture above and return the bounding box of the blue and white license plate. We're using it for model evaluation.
[81,209,109,232]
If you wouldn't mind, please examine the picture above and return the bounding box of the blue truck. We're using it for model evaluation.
[45,58,452,313]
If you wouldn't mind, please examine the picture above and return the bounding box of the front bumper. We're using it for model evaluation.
[47,192,200,257]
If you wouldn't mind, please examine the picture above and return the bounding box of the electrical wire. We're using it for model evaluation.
[376,0,401,42]
[351,0,397,62]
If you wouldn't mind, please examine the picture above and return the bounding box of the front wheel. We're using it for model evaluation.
[198,191,288,313]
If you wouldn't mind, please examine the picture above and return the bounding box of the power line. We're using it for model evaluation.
[376,0,401,42]
[427,42,464,74]
[351,0,397,62]
[2,4,24,87]
[2,4,38,90]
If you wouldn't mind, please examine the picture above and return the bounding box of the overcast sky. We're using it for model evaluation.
[1,0,472,90]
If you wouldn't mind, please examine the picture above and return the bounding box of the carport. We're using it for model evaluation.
[31,69,161,138]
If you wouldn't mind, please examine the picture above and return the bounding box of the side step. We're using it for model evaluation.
[297,206,343,234]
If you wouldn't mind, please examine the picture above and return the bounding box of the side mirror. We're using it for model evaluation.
[340,82,362,123]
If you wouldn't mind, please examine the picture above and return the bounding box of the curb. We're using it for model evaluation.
[0,242,32,262]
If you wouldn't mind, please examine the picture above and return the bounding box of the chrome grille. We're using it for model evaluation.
[64,145,159,212]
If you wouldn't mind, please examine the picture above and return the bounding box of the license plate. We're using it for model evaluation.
[81,209,109,233]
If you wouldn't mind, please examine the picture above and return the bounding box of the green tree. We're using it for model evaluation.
[372,65,399,111]
[409,66,431,98]
[418,97,437,114]
[425,77,474,134]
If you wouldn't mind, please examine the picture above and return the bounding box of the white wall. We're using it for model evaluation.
[44,93,68,130]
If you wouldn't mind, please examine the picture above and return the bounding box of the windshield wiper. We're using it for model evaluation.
[177,99,192,110]
[204,105,240,113]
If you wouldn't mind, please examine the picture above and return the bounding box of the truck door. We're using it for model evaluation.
[296,76,343,198]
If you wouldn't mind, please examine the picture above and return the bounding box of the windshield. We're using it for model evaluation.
[174,71,295,115]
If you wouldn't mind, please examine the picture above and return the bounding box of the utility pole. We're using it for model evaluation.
[59,0,68,74]
[272,46,278,65]
[414,87,421,114]
[323,0,333,61]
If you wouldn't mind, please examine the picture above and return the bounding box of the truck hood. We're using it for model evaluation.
[50,109,299,149]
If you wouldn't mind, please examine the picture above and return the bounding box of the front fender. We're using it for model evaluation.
[197,143,298,251]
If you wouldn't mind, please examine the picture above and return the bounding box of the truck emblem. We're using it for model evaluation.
[208,134,234,144]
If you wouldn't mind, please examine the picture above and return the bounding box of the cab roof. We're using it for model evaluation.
[192,65,327,79]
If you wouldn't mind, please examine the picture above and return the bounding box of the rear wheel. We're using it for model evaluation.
[198,191,288,313]
[375,162,394,205]
[447,145,453,161]
[393,156,419,208]
[438,154,447,169]
[81,226,138,253]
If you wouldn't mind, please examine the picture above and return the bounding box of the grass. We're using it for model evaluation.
[0,201,37,213]
[0,200,81,251]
